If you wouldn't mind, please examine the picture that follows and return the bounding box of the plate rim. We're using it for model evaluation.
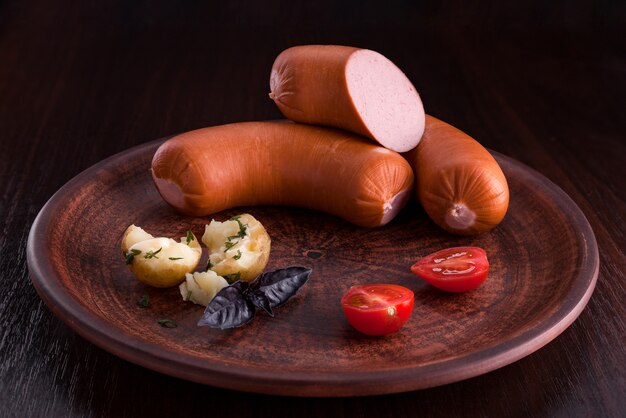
[27,139,599,396]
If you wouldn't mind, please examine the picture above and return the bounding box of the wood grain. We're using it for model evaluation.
[1,0,624,415]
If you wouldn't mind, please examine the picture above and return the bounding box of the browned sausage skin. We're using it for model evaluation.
[152,122,414,228]
[270,45,425,152]
[404,115,509,235]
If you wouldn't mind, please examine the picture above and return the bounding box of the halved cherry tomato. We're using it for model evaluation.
[341,284,414,336]
[411,246,489,292]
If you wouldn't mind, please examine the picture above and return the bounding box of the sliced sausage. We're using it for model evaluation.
[269,45,425,152]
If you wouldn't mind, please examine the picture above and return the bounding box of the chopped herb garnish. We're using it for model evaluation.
[228,217,248,240]
[236,219,248,237]
[157,319,177,328]
[137,294,150,308]
[233,250,242,260]
[206,259,214,270]
[125,249,142,265]
[223,272,241,283]
[144,247,162,259]
[168,257,184,261]
[224,218,248,252]
[185,230,194,245]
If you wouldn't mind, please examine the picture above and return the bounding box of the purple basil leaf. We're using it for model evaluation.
[254,266,312,308]
[248,290,274,317]
[197,284,255,329]
[231,280,249,293]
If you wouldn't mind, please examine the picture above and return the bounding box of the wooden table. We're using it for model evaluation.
[1,1,624,416]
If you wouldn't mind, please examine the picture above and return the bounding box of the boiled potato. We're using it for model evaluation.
[121,225,201,288]
[121,225,153,253]
[202,213,271,282]
[179,271,229,306]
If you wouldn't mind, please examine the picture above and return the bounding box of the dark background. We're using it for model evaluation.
[1,0,625,416]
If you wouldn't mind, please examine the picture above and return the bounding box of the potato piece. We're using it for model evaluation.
[202,213,271,282]
[121,224,154,254]
[121,225,201,288]
[179,271,229,306]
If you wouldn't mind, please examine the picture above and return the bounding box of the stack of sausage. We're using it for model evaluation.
[151,45,509,235]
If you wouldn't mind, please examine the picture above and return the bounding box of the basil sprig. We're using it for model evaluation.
[198,266,312,329]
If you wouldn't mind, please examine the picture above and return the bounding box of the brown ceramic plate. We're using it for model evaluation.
[27,139,598,397]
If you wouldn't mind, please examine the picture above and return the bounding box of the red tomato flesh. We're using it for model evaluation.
[411,246,489,292]
[341,284,414,336]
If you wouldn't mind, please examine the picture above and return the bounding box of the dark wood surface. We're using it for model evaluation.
[1,0,624,416]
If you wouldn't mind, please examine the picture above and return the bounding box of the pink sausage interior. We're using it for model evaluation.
[346,50,425,152]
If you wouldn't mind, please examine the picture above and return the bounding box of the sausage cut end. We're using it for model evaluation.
[345,50,425,152]
[380,187,412,226]
[444,203,477,232]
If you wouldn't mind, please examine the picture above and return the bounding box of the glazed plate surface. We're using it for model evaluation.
[27,140,598,396]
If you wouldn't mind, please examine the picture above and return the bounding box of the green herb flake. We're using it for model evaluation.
[206,259,214,270]
[233,218,248,238]
[185,230,194,245]
[144,247,162,259]
[125,249,142,265]
[224,241,236,251]
[137,294,150,308]
[157,319,178,328]
[233,250,242,260]
[168,257,184,261]
[223,272,241,283]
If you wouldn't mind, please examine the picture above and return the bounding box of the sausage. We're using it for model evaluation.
[269,45,425,153]
[151,122,414,228]
[403,115,509,235]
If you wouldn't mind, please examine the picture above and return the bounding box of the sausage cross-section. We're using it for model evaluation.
[151,122,414,228]
[404,115,509,235]
[269,45,425,152]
